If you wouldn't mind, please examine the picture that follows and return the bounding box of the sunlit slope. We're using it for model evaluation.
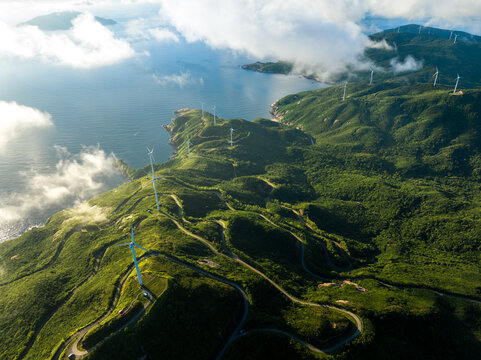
[0,104,480,359]
[274,83,481,176]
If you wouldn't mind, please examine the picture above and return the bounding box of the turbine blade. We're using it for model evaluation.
[134,244,150,252]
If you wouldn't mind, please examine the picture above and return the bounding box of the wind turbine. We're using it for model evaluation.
[397,27,400,33]
[213,105,216,125]
[369,69,374,85]
[342,81,347,101]
[453,34,459,44]
[449,31,453,39]
[147,148,163,213]
[230,127,234,147]
[115,225,149,288]
[433,67,439,87]
[187,139,192,159]
[201,102,205,118]
[453,73,461,94]
[418,26,422,34]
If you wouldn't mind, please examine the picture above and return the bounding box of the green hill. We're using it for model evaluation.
[366,26,481,88]
[1,86,481,359]
[273,82,481,177]
[242,25,481,89]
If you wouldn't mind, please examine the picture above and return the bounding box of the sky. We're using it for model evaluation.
[0,0,479,75]
[0,0,480,240]
[0,0,479,73]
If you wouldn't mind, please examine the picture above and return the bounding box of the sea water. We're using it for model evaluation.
[0,23,324,242]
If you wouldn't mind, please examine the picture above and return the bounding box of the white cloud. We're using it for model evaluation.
[157,0,377,81]
[153,71,203,87]
[155,0,481,79]
[64,203,108,225]
[0,101,53,152]
[365,38,394,51]
[0,12,135,68]
[390,55,423,74]
[148,28,179,42]
[0,145,121,241]
[125,18,179,43]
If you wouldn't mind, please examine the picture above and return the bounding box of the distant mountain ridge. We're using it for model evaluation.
[242,24,481,88]
[383,24,481,43]
[18,11,116,31]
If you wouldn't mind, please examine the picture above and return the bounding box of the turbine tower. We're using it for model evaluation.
[187,139,192,159]
[230,127,234,147]
[449,31,453,39]
[433,67,439,87]
[147,148,163,213]
[397,27,400,33]
[201,102,205,118]
[213,105,216,125]
[369,69,374,85]
[418,26,422,34]
[453,73,461,94]
[453,34,459,44]
[342,81,347,101]
[115,225,149,287]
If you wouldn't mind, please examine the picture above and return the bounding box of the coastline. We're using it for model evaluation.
[162,108,191,160]
[241,63,323,84]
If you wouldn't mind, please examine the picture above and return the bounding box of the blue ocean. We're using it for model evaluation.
[0,21,324,241]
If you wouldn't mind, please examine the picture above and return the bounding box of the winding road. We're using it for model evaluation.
[21,175,480,360]
[157,190,364,358]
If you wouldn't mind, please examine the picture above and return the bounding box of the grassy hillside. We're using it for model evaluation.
[242,61,293,74]
[365,26,481,88]
[0,90,480,359]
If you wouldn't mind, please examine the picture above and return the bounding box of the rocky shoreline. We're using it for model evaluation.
[162,108,191,159]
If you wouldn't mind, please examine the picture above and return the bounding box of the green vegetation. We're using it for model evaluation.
[242,61,294,74]
[366,26,481,88]
[243,25,481,89]
[1,29,481,359]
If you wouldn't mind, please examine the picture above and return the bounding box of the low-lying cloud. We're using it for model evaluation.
[390,55,424,74]
[155,0,481,79]
[0,12,135,68]
[157,0,385,80]
[153,71,204,87]
[0,101,53,152]
[125,18,180,43]
[149,28,179,42]
[0,145,122,242]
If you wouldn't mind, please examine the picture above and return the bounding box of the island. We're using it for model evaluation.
[18,11,117,31]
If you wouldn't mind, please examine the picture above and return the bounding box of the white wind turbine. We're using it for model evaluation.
[230,127,234,147]
[453,34,459,44]
[369,69,374,85]
[114,225,150,287]
[433,67,439,87]
[147,148,163,213]
[342,81,348,101]
[453,73,461,94]
[213,105,216,125]
[187,139,192,159]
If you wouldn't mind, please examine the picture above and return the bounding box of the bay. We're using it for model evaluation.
[0,25,324,242]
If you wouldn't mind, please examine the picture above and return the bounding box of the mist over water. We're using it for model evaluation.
[0,21,324,243]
